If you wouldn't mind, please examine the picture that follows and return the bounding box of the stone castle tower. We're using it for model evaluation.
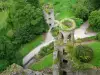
[43,3,55,28]
[43,3,76,75]
[52,18,76,75]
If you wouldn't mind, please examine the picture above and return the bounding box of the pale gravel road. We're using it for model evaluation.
[23,31,54,65]
[74,21,97,40]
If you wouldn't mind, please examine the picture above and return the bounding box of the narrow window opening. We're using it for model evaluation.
[63,71,67,75]
[63,59,68,64]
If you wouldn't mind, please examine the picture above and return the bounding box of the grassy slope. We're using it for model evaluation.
[30,53,53,71]
[19,35,43,57]
[88,41,100,67]
[54,0,76,20]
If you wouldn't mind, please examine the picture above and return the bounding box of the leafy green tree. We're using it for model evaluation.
[0,35,22,66]
[73,0,95,21]
[89,10,100,32]
[0,36,8,59]
[74,4,89,21]
[26,0,39,7]
[14,24,36,44]
[8,3,48,44]
[90,0,100,9]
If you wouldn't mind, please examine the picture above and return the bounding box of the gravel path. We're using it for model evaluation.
[23,31,54,65]
[74,21,97,40]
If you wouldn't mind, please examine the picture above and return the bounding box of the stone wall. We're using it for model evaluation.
[62,69,100,75]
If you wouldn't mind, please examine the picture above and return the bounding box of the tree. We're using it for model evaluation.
[26,0,39,7]
[0,60,9,72]
[14,24,36,44]
[74,4,89,21]
[90,0,100,9]
[73,0,95,21]
[0,35,22,67]
[89,10,100,32]
[0,36,9,59]
[10,4,48,44]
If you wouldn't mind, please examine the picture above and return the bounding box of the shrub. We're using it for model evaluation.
[96,32,100,41]
[75,45,93,63]
[39,42,54,57]
[89,10,100,32]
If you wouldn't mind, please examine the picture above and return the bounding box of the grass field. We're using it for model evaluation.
[30,53,53,71]
[54,0,76,20]
[88,41,100,67]
[0,11,8,30]
[19,35,43,57]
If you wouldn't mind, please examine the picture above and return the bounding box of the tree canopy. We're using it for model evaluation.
[89,10,100,32]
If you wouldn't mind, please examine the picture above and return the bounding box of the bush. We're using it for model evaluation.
[72,18,83,28]
[96,32,100,41]
[39,42,54,57]
[75,45,93,63]
[0,60,9,72]
[89,10,100,32]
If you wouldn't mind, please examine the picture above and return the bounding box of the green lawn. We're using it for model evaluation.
[88,41,100,67]
[30,53,53,71]
[19,35,43,57]
[54,0,76,20]
[0,11,8,29]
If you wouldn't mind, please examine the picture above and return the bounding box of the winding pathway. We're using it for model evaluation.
[23,30,54,66]
[74,21,97,40]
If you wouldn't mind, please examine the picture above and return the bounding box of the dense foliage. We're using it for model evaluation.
[0,0,48,72]
[89,10,100,32]
[26,0,39,7]
[75,45,93,63]
[0,60,9,72]
[0,35,22,71]
[74,0,90,21]
[75,5,89,21]
[8,1,48,43]
[90,0,100,9]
